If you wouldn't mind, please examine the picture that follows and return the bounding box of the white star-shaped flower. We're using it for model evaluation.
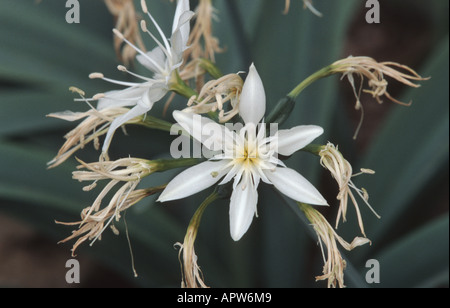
[159,64,328,241]
[90,0,194,152]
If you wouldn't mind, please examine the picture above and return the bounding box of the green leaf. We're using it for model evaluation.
[372,215,449,288]
[0,0,116,89]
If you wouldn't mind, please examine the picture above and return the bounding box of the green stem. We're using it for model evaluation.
[187,190,219,238]
[153,158,203,173]
[288,65,336,99]
[266,65,336,125]
[139,115,174,133]
[301,143,325,156]
[170,70,198,99]
[198,58,223,79]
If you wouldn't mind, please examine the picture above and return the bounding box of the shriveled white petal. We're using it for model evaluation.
[158,160,230,202]
[102,103,151,153]
[47,111,88,121]
[229,177,258,241]
[136,47,166,74]
[239,64,266,125]
[173,111,227,151]
[264,167,328,206]
[275,125,324,156]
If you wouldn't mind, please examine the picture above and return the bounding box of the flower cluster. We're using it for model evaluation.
[49,0,427,288]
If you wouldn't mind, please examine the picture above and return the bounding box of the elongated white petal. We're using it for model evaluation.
[47,111,87,121]
[171,10,195,66]
[276,125,324,156]
[97,87,149,110]
[172,0,190,39]
[102,103,151,152]
[229,177,258,241]
[136,47,166,74]
[239,63,266,125]
[158,160,230,202]
[264,167,328,206]
[173,110,227,151]
[140,84,168,108]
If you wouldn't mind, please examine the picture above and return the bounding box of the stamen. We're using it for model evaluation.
[140,19,148,33]
[93,93,105,100]
[69,86,85,96]
[140,20,173,64]
[117,64,153,82]
[140,0,148,14]
[144,10,172,57]
[113,28,166,73]
[99,76,138,87]
[112,28,124,40]
[89,73,104,79]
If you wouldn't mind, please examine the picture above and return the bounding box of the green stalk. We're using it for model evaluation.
[180,190,219,287]
[301,143,325,156]
[266,65,336,125]
[198,58,224,79]
[139,115,174,133]
[187,191,219,237]
[288,65,336,99]
[153,157,203,173]
[170,70,198,99]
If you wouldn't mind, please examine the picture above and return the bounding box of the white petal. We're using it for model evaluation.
[139,84,168,108]
[102,103,151,153]
[229,178,258,241]
[47,111,87,121]
[97,87,149,110]
[173,110,227,151]
[171,10,195,64]
[239,63,266,125]
[264,167,328,206]
[136,47,166,74]
[158,160,230,202]
[172,0,190,36]
[275,125,324,156]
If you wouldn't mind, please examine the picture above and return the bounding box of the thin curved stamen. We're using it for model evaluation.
[90,72,139,87]
[140,20,172,68]
[143,10,172,59]
[113,28,166,73]
[117,65,154,82]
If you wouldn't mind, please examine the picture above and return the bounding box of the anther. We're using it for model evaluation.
[112,28,124,40]
[69,86,85,96]
[89,73,104,79]
[93,93,105,100]
[140,0,148,14]
[140,20,148,33]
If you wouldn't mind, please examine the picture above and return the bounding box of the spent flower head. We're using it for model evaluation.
[299,203,371,288]
[319,142,380,236]
[47,88,140,168]
[185,73,244,122]
[184,0,223,64]
[104,0,146,65]
[331,56,429,139]
[57,157,160,255]
[333,56,428,106]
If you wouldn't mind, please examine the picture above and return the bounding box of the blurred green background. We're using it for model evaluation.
[0,0,448,287]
